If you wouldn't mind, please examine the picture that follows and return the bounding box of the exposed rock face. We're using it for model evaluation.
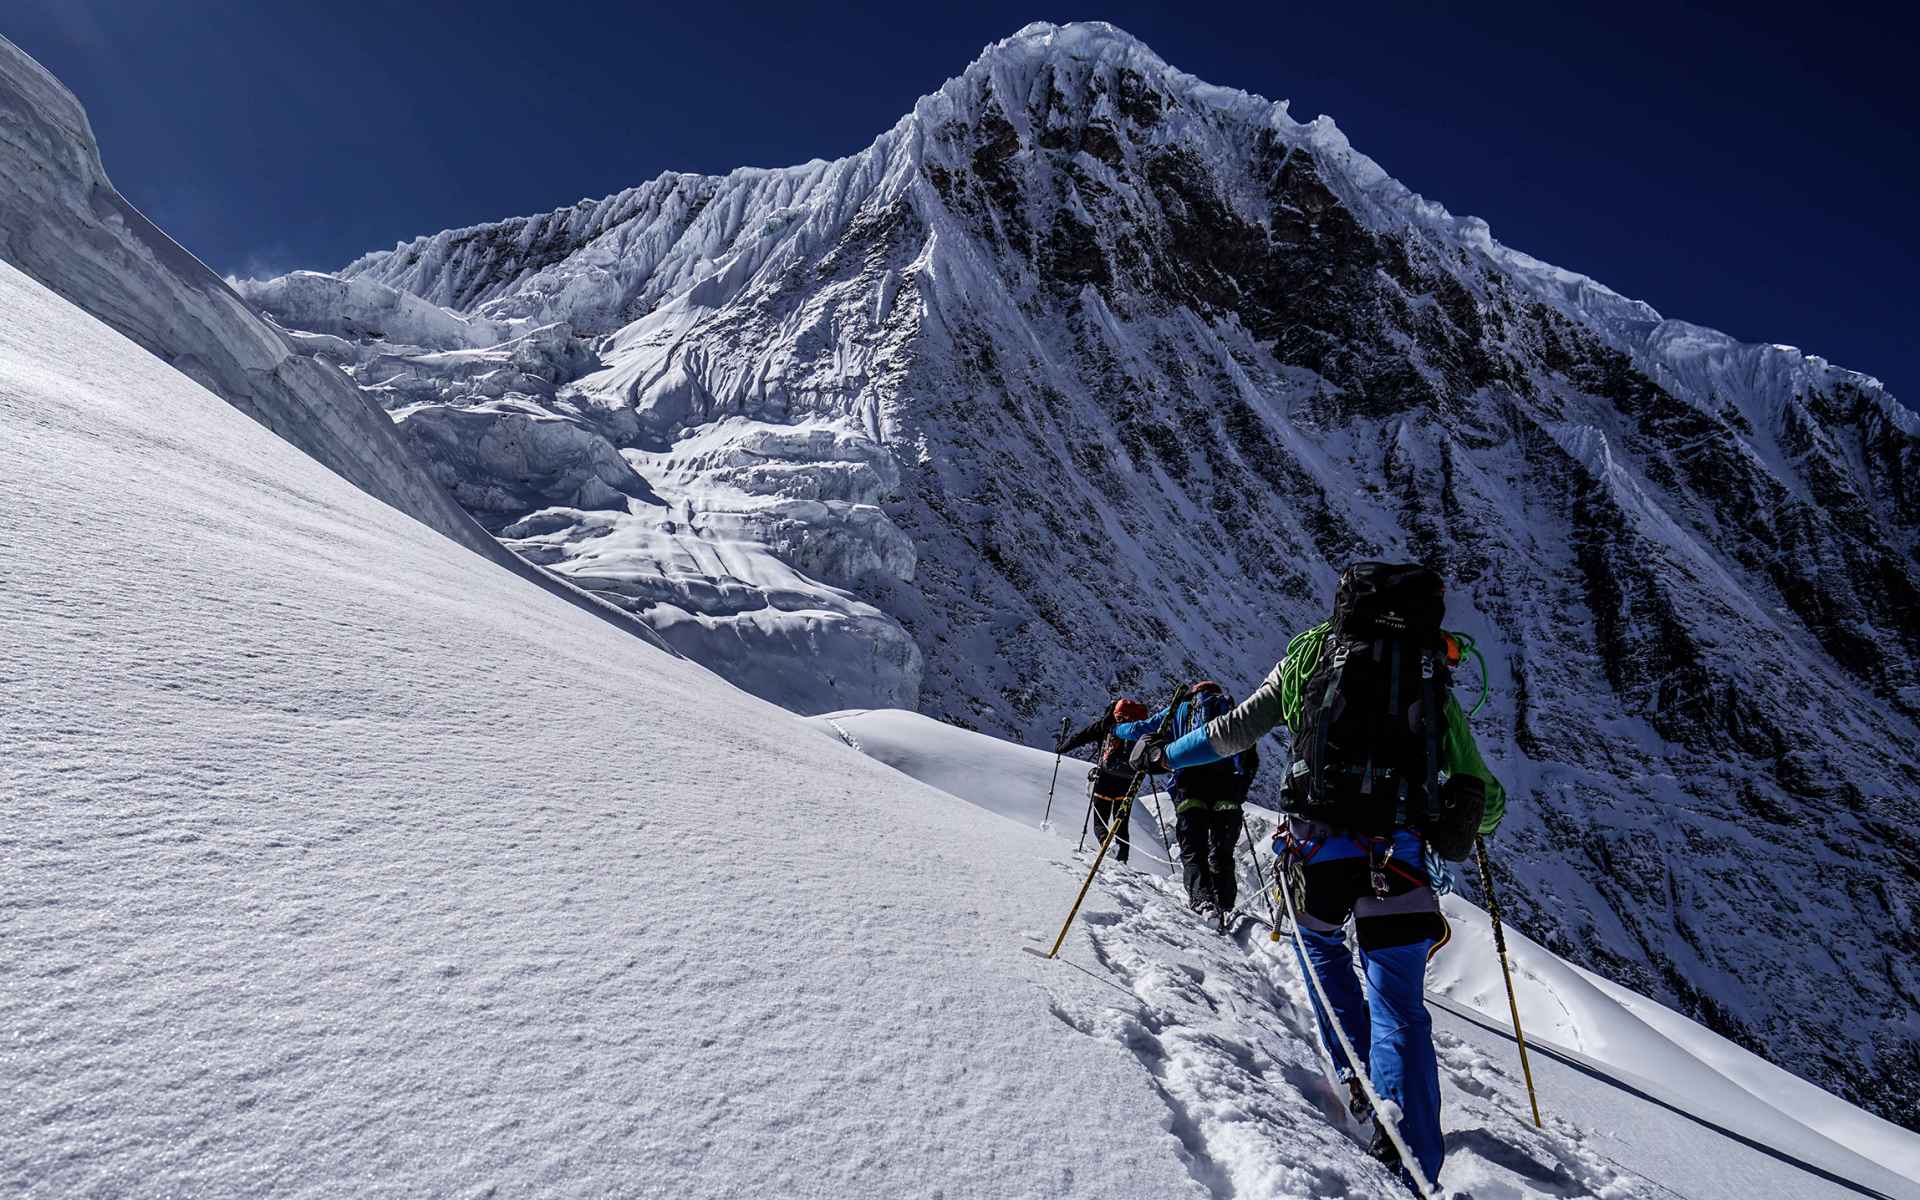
[244,22,1917,1127]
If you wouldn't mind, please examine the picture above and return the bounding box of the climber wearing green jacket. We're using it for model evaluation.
[1131,562,1506,1193]
[1159,654,1504,830]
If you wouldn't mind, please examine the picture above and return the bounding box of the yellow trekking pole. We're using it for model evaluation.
[1047,684,1186,960]
[1046,776,1140,958]
[1476,835,1543,1127]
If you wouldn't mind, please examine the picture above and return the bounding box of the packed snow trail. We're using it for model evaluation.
[1043,859,1672,1199]
[0,260,1215,1198]
[820,709,1920,1200]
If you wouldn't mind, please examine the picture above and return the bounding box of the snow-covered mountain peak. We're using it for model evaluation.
[915,19,1282,158]
[14,230,1920,1194]
[9,19,1920,1192]
[970,20,1187,83]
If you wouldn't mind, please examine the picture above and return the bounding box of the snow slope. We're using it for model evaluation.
[818,709,1920,1199]
[6,254,1918,1198]
[238,21,1920,1129]
[0,260,1192,1198]
[0,34,673,657]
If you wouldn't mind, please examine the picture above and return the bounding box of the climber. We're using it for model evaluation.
[1130,563,1505,1193]
[1114,681,1258,921]
[1056,697,1150,863]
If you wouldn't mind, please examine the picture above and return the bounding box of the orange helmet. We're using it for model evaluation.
[1111,697,1147,722]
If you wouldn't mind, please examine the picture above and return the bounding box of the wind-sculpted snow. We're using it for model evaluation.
[247,20,1918,1129]
[0,260,1202,1199]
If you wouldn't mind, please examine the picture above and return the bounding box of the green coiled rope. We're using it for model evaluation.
[1277,621,1332,730]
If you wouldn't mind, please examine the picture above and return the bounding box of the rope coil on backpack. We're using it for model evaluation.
[1277,621,1333,730]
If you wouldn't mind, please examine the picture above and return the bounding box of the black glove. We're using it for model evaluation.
[1129,736,1169,773]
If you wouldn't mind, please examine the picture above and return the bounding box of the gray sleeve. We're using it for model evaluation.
[1205,660,1289,758]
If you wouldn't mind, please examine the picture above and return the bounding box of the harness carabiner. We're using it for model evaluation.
[1368,839,1396,899]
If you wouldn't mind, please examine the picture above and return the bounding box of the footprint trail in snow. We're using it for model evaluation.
[1034,852,1660,1199]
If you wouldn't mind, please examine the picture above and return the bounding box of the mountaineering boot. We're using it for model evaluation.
[1346,1075,1372,1121]
[1366,1093,1432,1198]
[1368,1120,1400,1166]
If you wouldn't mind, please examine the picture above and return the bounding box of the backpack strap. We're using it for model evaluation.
[1388,637,1406,823]
[1360,639,1386,797]
[1311,639,1353,799]
[1421,650,1442,823]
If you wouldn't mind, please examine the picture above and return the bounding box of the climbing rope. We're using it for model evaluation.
[1277,621,1332,729]
[1447,629,1491,717]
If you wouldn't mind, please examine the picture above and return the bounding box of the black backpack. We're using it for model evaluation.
[1288,563,1480,853]
[1092,698,1149,781]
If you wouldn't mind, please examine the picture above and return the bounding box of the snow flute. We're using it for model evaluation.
[1476,835,1543,1128]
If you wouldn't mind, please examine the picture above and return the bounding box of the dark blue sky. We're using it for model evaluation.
[7,1,1914,397]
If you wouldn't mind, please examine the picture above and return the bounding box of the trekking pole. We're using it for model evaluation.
[1242,813,1282,942]
[1476,835,1543,1128]
[1076,775,1096,852]
[1040,715,1071,829]
[1048,780,1139,958]
[1146,771,1177,878]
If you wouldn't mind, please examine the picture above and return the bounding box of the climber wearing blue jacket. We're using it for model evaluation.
[1129,572,1508,1195]
[1114,682,1258,919]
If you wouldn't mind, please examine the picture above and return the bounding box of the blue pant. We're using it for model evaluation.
[1286,827,1445,1183]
